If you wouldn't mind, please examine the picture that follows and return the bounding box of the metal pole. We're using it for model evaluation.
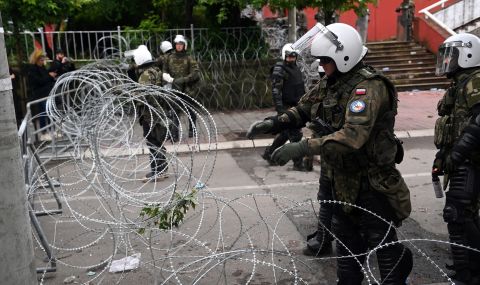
[288,7,297,42]
[117,26,122,58]
[190,24,194,56]
[39,27,46,54]
[0,12,37,284]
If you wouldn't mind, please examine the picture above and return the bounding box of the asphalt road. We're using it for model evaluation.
[36,136,454,284]
[227,136,452,285]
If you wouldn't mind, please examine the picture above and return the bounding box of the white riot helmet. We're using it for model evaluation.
[132,45,152,66]
[174,34,188,50]
[281,43,299,60]
[309,23,368,73]
[436,33,480,76]
[160,41,173,54]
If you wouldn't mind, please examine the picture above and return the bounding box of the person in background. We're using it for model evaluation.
[48,48,75,78]
[134,45,170,182]
[157,40,174,73]
[261,43,306,171]
[162,34,200,138]
[28,49,56,132]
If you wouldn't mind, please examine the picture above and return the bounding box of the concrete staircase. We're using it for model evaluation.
[364,41,451,92]
[455,17,480,36]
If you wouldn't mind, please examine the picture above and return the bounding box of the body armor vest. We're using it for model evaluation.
[281,63,305,106]
[435,69,480,172]
[312,66,398,136]
[165,52,191,78]
[272,62,305,107]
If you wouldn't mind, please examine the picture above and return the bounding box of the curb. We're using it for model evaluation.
[200,128,435,152]
[40,129,435,159]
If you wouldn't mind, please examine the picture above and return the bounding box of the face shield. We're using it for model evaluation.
[285,50,298,58]
[291,23,343,56]
[435,41,469,75]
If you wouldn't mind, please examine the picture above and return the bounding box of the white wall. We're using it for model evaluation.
[434,0,480,29]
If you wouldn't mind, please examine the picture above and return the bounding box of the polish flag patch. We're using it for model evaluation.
[355,88,367,95]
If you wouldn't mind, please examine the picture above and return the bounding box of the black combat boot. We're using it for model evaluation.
[303,230,333,257]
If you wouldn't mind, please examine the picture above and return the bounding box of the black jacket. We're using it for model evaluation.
[28,64,55,101]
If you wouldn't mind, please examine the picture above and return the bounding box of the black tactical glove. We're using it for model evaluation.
[271,139,310,166]
[172,77,186,90]
[246,120,274,139]
[432,150,445,176]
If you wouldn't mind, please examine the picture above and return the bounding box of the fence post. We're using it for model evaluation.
[117,26,122,58]
[190,24,194,55]
[39,27,46,55]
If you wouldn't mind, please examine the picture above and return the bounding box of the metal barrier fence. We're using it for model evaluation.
[17,96,65,274]
[8,26,319,111]
[5,26,281,62]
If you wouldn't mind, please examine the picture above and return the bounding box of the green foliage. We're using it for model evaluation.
[138,189,198,234]
[137,14,167,32]
[0,0,82,30]
[198,0,252,24]
[308,0,378,16]
[0,0,85,65]
[71,0,155,30]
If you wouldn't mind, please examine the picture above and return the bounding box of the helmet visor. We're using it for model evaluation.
[291,23,343,55]
[436,42,463,75]
[285,50,298,58]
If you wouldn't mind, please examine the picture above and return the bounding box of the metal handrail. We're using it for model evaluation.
[419,0,457,36]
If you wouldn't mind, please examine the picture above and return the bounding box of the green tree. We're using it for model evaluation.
[72,0,155,30]
[250,0,376,24]
[0,0,84,64]
[308,0,377,25]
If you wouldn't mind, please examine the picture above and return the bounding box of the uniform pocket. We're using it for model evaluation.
[367,129,397,166]
[434,116,452,148]
[368,166,411,221]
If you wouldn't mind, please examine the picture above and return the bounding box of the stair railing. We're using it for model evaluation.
[419,0,456,36]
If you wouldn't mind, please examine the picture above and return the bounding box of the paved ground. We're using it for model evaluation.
[33,89,455,284]
[212,90,443,142]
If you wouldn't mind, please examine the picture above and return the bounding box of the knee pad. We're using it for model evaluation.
[444,204,460,223]
[444,190,474,223]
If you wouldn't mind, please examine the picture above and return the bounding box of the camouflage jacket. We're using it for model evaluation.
[156,51,173,73]
[282,64,411,220]
[435,68,480,171]
[137,64,164,126]
[163,51,200,94]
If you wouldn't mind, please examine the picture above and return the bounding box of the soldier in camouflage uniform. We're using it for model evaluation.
[157,41,174,75]
[163,35,200,138]
[262,43,305,170]
[433,33,480,284]
[247,23,413,284]
[156,40,178,141]
[134,45,169,182]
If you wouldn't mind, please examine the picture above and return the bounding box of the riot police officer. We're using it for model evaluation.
[433,32,480,284]
[134,45,169,182]
[247,23,413,284]
[262,43,306,170]
[157,40,174,72]
[162,35,200,138]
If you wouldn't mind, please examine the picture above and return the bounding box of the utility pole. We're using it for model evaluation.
[0,13,37,284]
[287,7,297,42]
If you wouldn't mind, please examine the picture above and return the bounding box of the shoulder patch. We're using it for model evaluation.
[355,88,367,95]
[349,100,366,113]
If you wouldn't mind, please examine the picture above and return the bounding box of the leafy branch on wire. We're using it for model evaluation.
[138,189,198,234]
